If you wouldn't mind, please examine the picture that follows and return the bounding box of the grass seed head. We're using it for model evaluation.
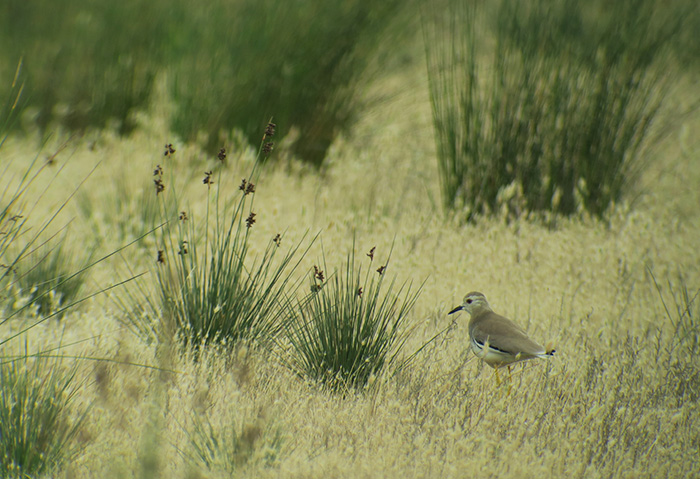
[264,122,277,138]
[245,212,256,228]
[240,179,255,195]
[314,265,325,282]
[164,143,176,156]
[154,178,164,195]
[203,171,214,188]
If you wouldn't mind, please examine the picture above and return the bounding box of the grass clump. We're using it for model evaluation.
[424,0,683,221]
[0,356,85,478]
[284,245,420,392]
[129,129,309,351]
[5,240,88,318]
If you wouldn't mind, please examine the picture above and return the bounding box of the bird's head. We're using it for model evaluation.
[448,291,492,316]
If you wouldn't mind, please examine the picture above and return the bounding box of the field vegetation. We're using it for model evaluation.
[1,0,699,477]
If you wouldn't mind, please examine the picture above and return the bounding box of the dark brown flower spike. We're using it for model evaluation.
[178,241,189,255]
[376,265,386,275]
[357,287,363,297]
[154,165,163,176]
[203,171,214,188]
[239,179,255,195]
[157,250,165,264]
[245,212,256,228]
[273,233,282,247]
[217,147,227,163]
[154,178,165,195]
[262,142,274,155]
[179,211,188,221]
[164,144,176,156]
[367,247,376,261]
[314,265,325,282]
[264,122,277,139]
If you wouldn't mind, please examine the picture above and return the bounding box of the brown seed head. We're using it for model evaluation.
[367,247,375,261]
[217,148,227,162]
[157,250,165,264]
[154,178,165,195]
[164,144,176,156]
[314,265,325,282]
[203,171,214,188]
[264,122,277,138]
[273,233,282,247]
[245,212,256,228]
[376,265,386,275]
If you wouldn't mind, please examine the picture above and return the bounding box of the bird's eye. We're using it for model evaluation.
[466,299,472,304]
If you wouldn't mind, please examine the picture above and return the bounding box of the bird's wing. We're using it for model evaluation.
[470,312,545,356]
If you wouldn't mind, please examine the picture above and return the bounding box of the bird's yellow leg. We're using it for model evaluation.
[506,365,513,396]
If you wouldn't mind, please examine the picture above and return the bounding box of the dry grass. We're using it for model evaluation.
[1,62,699,478]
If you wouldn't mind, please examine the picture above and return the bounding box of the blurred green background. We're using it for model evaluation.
[1,0,414,166]
[1,0,697,174]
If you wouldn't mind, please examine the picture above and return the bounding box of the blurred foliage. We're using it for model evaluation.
[0,0,411,166]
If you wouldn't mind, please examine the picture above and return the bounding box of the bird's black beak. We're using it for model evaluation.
[448,305,463,315]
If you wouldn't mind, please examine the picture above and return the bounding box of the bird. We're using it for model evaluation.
[449,291,554,382]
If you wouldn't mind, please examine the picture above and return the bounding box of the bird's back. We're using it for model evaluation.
[469,310,546,357]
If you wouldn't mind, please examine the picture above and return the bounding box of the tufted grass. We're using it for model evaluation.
[424,0,689,221]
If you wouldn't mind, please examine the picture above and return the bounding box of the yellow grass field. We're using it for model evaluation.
[2,63,699,478]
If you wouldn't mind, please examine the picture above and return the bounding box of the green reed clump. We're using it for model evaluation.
[0,356,85,478]
[284,245,420,392]
[424,0,683,221]
[128,128,310,350]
